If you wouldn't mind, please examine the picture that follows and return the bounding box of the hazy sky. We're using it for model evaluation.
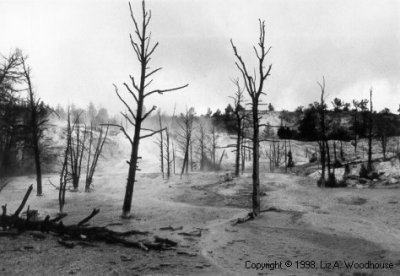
[1,0,399,115]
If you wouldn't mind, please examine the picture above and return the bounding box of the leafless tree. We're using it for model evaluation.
[197,120,209,171]
[69,115,87,190]
[0,50,23,177]
[367,88,373,171]
[85,124,109,192]
[0,49,22,101]
[58,110,73,214]
[177,107,195,176]
[316,77,334,187]
[113,1,188,217]
[172,140,176,175]
[317,78,327,187]
[164,127,171,178]
[189,137,194,171]
[210,125,218,168]
[21,55,49,196]
[230,78,246,176]
[352,100,359,157]
[156,111,165,178]
[231,19,272,216]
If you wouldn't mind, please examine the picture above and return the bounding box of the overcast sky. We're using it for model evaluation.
[1,0,399,115]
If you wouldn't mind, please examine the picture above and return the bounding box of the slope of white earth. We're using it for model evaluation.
[1,169,399,275]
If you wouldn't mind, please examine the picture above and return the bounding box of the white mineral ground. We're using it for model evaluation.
[1,125,400,276]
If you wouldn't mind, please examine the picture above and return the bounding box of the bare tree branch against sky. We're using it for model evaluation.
[0,0,399,114]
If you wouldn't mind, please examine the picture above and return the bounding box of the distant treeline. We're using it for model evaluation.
[209,99,400,142]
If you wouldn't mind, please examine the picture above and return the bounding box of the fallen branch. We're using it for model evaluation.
[114,229,150,236]
[78,208,100,227]
[0,186,177,251]
[159,225,183,231]
[14,184,33,217]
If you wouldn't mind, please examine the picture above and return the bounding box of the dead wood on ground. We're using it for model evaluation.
[0,186,177,251]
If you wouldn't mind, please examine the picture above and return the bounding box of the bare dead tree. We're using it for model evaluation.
[113,1,188,217]
[352,100,359,157]
[189,137,194,171]
[21,55,49,196]
[241,125,251,173]
[85,124,109,192]
[163,105,176,179]
[156,110,165,178]
[210,125,218,168]
[230,78,246,177]
[177,108,195,176]
[367,88,373,171]
[69,115,87,190]
[0,50,24,180]
[317,77,327,187]
[58,110,73,214]
[197,121,209,171]
[316,77,335,187]
[231,19,272,216]
[172,140,176,175]
[165,127,171,178]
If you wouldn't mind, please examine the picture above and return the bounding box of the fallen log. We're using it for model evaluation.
[0,186,177,251]
[159,225,183,231]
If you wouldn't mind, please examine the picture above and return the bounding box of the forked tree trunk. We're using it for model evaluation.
[117,1,187,217]
[85,125,108,192]
[22,56,43,196]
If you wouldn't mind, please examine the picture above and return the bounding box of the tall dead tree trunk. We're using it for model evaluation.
[21,56,47,196]
[157,111,164,178]
[165,128,171,178]
[85,124,108,192]
[231,19,272,216]
[230,78,245,177]
[189,138,194,171]
[113,1,187,217]
[367,88,373,171]
[317,77,327,187]
[210,125,217,168]
[0,50,23,179]
[352,100,359,157]
[284,139,287,172]
[172,141,176,175]
[59,110,72,214]
[69,115,87,190]
[198,122,207,171]
[177,108,194,176]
